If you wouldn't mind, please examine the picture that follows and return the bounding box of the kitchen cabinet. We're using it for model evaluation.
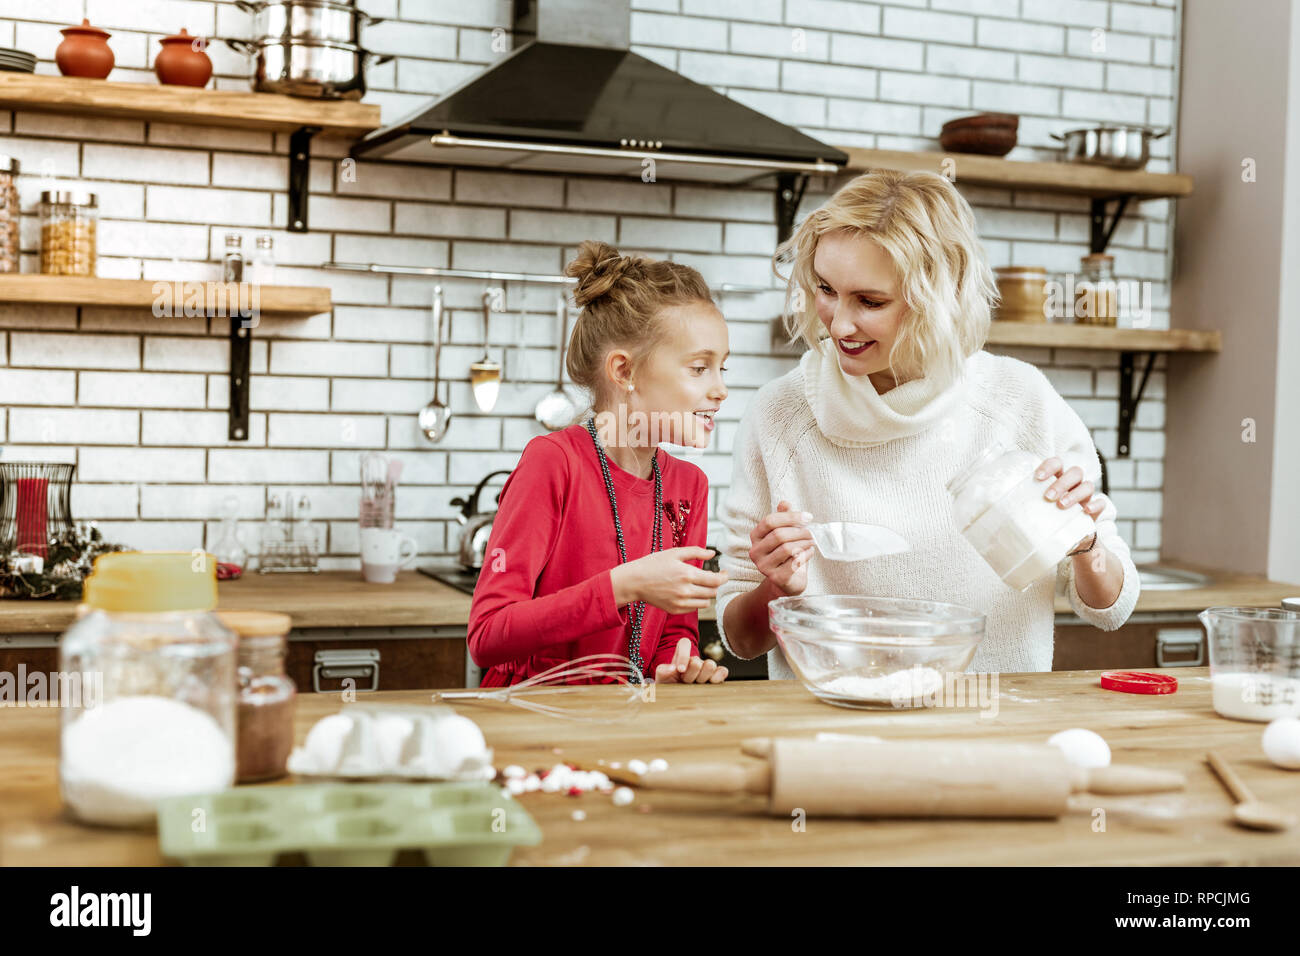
[1053,613,1205,671]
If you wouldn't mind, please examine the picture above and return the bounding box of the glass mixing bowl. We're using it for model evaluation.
[768,595,986,710]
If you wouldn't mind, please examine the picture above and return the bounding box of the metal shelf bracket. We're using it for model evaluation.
[228,317,252,441]
[1089,194,1132,254]
[776,172,809,244]
[1116,349,1156,458]
[288,125,321,233]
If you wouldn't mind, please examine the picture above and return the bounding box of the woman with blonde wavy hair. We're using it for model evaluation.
[716,169,1140,677]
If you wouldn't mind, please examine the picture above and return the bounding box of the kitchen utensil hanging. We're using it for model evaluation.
[432,654,645,722]
[470,289,501,412]
[418,285,451,443]
[534,295,579,431]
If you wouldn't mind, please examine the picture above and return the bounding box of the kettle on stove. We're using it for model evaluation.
[451,470,512,571]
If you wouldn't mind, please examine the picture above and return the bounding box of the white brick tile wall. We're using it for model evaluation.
[0,0,1182,564]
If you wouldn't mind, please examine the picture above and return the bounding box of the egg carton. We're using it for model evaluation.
[287,703,495,782]
[157,782,541,866]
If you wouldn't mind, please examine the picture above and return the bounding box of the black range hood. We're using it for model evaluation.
[351,0,847,187]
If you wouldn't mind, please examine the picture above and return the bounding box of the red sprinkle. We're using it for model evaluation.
[567,787,582,796]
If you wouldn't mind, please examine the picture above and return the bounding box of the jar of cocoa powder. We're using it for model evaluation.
[215,610,297,783]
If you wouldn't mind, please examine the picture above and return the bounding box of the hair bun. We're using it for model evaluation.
[566,240,640,308]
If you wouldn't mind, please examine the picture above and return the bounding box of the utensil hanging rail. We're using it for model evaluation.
[323,261,774,294]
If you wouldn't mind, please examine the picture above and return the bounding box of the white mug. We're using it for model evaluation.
[360,527,418,583]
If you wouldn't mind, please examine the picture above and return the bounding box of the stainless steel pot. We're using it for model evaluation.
[1050,126,1170,170]
[225,37,391,99]
[233,0,382,44]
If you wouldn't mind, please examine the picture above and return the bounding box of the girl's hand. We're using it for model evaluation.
[654,637,728,684]
[610,547,728,615]
[750,500,815,597]
[1035,457,1104,549]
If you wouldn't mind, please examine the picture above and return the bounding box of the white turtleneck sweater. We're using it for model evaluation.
[715,346,1140,677]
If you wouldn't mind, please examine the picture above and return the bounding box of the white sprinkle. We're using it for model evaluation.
[571,810,587,821]
[506,778,526,795]
[524,775,541,792]
[612,787,635,807]
[610,762,622,770]
[648,758,668,773]
[502,764,527,779]
[627,759,648,775]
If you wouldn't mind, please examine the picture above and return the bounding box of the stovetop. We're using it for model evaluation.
[418,564,479,596]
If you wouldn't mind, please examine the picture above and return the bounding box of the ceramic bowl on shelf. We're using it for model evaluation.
[939,112,1019,156]
[55,19,115,79]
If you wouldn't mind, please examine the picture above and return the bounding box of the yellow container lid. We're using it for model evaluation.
[83,551,219,613]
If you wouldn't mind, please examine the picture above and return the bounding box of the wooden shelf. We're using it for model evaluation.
[986,322,1221,352]
[0,275,331,317]
[835,146,1193,200]
[0,73,380,136]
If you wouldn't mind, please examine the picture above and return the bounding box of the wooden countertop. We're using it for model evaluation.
[3,667,1298,866]
[1,562,1294,635]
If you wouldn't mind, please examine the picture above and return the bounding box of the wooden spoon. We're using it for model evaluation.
[1206,750,1296,832]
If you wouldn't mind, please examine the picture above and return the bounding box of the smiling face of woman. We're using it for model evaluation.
[812,230,909,392]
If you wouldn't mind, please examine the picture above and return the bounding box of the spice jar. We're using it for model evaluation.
[1075,253,1118,326]
[40,189,98,276]
[993,266,1048,323]
[0,156,19,273]
[215,610,297,783]
[58,552,237,827]
[947,444,1097,592]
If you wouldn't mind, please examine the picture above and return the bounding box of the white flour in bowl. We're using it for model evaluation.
[820,667,946,706]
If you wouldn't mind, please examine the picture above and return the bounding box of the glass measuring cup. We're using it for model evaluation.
[1200,606,1300,722]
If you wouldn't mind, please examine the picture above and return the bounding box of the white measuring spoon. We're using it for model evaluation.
[807,522,911,562]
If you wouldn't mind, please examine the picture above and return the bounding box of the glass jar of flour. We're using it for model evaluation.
[947,444,1097,592]
[58,551,237,826]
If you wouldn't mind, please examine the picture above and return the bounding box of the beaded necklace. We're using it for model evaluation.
[584,417,662,681]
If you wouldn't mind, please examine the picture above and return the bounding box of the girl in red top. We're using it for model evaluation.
[468,240,731,687]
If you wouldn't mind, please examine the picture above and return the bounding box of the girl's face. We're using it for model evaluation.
[618,302,729,449]
[812,231,908,391]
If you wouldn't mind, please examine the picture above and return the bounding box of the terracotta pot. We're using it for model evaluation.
[154,29,212,87]
[55,19,114,79]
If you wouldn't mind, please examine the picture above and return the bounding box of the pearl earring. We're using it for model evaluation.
[628,384,635,392]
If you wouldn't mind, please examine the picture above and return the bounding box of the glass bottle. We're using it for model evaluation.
[58,552,237,826]
[1075,253,1118,326]
[249,234,275,285]
[211,494,248,577]
[215,610,296,783]
[222,233,244,283]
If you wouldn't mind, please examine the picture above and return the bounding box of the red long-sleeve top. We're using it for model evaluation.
[467,423,709,687]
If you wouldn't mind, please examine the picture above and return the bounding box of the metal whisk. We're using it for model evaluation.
[432,654,646,722]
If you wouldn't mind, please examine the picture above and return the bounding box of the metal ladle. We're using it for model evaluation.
[418,285,452,443]
[470,289,502,412]
[535,295,578,431]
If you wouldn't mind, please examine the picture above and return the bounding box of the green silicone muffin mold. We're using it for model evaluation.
[157,782,541,866]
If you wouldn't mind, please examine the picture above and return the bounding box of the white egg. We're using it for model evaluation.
[430,713,489,773]
[302,713,354,770]
[1047,728,1111,769]
[1261,717,1300,769]
[374,714,414,769]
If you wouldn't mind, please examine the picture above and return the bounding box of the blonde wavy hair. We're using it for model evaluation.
[775,169,996,389]
[564,240,714,406]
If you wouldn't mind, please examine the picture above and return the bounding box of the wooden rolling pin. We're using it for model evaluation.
[637,738,1186,819]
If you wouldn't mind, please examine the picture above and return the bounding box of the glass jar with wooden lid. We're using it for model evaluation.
[1075,254,1118,326]
[215,610,297,783]
[39,189,98,276]
[993,266,1048,323]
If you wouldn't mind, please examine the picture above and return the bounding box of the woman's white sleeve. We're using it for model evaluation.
[714,405,773,660]
[1051,405,1141,630]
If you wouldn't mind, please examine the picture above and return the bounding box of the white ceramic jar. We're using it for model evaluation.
[947,444,1096,591]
